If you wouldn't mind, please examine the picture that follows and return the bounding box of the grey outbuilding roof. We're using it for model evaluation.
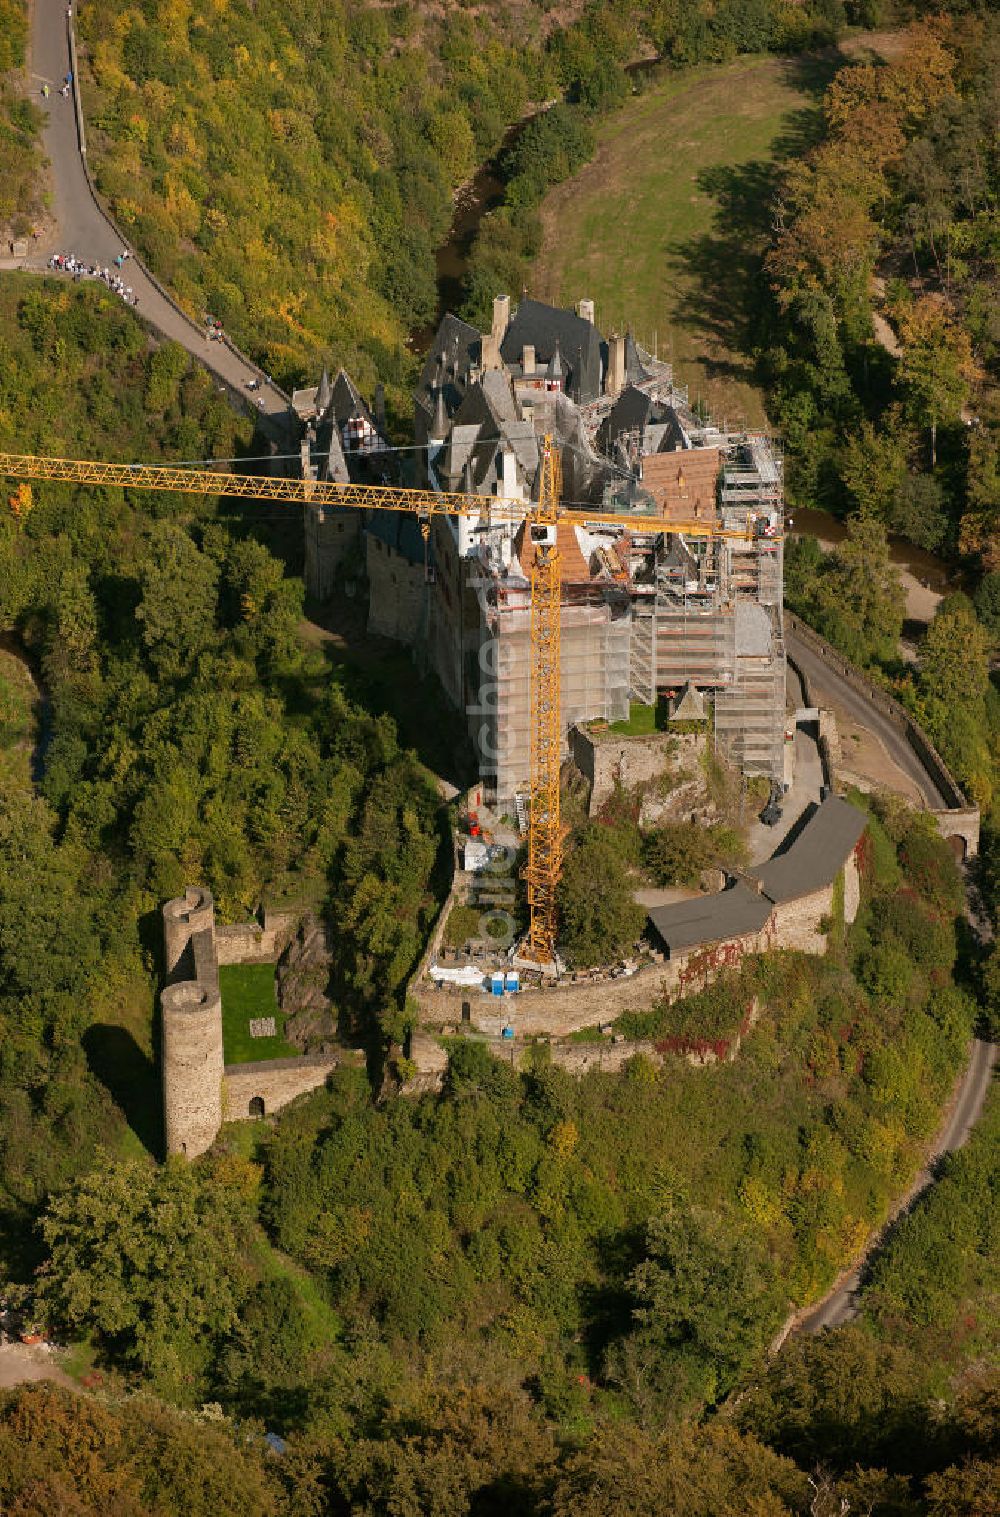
[646,796,867,955]
[647,882,771,954]
[749,795,867,904]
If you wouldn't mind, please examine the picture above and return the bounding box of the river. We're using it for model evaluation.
[416,58,662,350]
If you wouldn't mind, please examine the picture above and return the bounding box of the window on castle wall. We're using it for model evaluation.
[249,1096,265,1118]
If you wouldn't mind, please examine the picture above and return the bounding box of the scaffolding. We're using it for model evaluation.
[478,591,631,801]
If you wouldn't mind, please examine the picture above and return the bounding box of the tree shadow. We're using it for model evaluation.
[83,1023,162,1160]
[668,50,842,408]
[579,1222,648,1377]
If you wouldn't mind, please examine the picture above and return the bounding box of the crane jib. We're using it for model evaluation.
[0,454,779,541]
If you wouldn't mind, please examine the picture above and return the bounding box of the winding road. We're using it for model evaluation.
[786,629,950,810]
[23,0,290,433]
[781,630,994,1336]
[796,1036,997,1334]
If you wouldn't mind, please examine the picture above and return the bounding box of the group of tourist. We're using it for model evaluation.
[47,253,139,308]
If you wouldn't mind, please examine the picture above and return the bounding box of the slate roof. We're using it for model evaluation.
[749,796,867,904]
[646,796,867,955]
[647,883,771,954]
[415,312,482,441]
[597,385,687,456]
[501,299,605,404]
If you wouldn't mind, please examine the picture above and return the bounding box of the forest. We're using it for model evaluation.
[0,0,997,1511]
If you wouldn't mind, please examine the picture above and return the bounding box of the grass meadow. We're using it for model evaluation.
[532,52,840,428]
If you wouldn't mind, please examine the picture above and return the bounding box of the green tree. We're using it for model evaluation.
[840,415,907,521]
[897,295,980,467]
[136,526,219,680]
[920,600,990,710]
[815,513,905,663]
[611,1197,783,1415]
[36,1155,256,1397]
[557,824,644,967]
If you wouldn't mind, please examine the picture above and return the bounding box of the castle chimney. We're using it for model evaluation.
[481,332,501,369]
[492,293,510,341]
[522,343,535,376]
[607,331,626,399]
[578,298,595,324]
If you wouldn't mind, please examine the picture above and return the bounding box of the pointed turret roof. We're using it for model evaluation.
[315,367,332,417]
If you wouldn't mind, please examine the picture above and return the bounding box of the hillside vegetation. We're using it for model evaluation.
[0,0,44,240]
[0,275,450,1240]
[75,0,864,401]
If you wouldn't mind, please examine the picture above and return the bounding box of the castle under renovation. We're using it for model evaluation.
[292,295,786,803]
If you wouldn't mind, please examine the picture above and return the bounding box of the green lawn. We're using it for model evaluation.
[608,700,660,736]
[219,963,298,1064]
[532,52,839,427]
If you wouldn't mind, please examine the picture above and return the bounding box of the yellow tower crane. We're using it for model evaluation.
[0,445,771,966]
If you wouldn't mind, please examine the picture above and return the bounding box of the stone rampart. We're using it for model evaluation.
[413,923,776,1039]
[163,886,215,983]
[215,909,298,966]
[161,979,224,1159]
[304,505,360,601]
[222,1055,340,1121]
[366,537,427,644]
[412,846,863,1042]
[162,889,339,1158]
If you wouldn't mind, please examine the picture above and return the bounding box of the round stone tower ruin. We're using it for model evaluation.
[161,888,224,1158]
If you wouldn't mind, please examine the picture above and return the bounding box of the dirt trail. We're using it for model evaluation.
[0,1340,75,1391]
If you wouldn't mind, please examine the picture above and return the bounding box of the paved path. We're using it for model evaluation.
[24,0,290,436]
[795,1036,997,1334]
[786,629,950,809]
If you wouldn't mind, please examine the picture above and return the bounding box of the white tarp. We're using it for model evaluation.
[429,965,484,987]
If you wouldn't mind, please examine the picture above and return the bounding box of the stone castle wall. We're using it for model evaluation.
[412,848,862,1043]
[162,979,224,1158]
[304,503,360,601]
[366,536,427,644]
[161,889,338,1159]
[215,909,298,966]
[222,1055,341,1122]
[569,726,705,814]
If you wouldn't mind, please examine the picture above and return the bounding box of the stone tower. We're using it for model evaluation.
[161,888,224,1158]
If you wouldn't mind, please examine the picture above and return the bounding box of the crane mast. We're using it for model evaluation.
[524,439,562,966]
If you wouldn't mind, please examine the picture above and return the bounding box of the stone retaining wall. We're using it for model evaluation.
[569,725,704,814]
[222,1055,340,1121]
[786,611,979,857]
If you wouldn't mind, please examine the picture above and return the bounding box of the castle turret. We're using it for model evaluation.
[161,980,224,1158]
[161,888,224,1158]
[163,886,214,983]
